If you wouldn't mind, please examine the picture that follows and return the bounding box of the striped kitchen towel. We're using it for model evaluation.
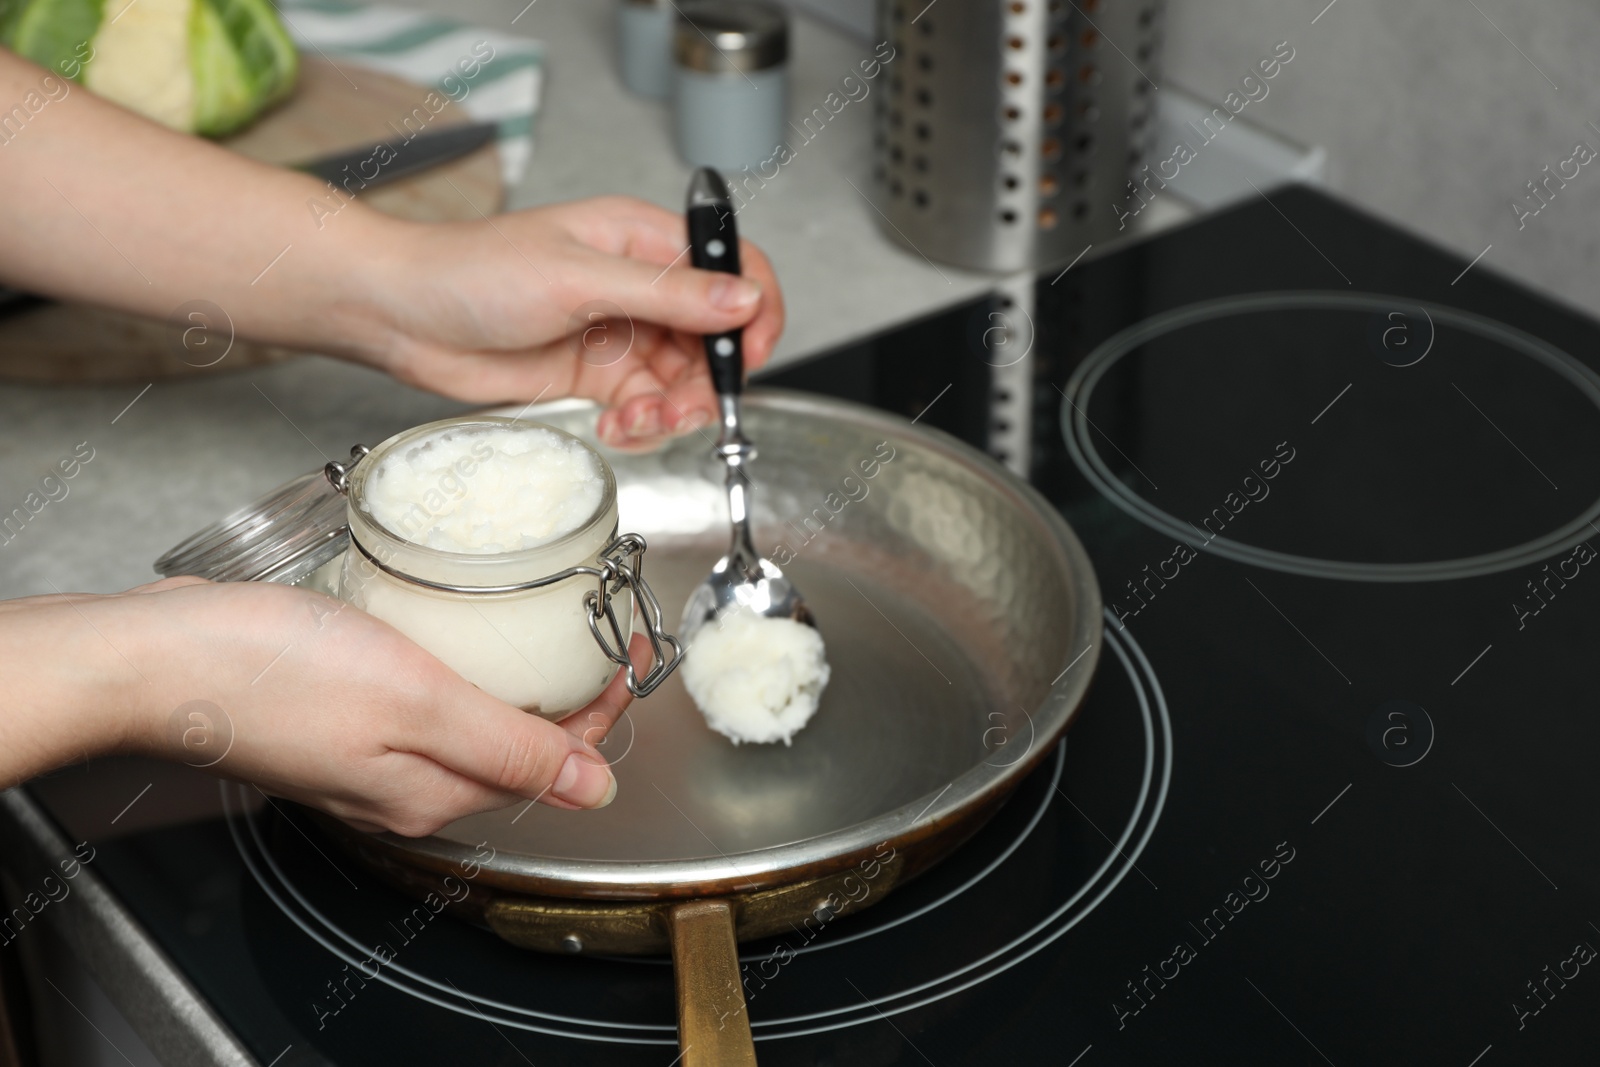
[272,0,543,188]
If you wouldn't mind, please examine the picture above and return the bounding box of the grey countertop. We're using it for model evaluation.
[0,0,1193,602]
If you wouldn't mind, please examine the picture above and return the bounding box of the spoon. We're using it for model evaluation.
[678,167,814,642]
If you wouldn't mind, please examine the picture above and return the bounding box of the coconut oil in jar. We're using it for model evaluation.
[338,416,633,719]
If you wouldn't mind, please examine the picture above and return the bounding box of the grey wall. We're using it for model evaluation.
[1162,0,1600,316]
[796,0,1600,315]
[786,0,875,38]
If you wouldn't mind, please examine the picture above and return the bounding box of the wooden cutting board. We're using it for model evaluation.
[0,58,505,384]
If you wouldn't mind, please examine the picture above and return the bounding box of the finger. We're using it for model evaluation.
[296,755,528,837]
[386,340,576,405]
[646,341,697,388]
[556,632,650,748]
[412,319,670,410]
[570,198,785,369]
[399,684,617,810]
[601,391,669,448]
[592,328,729,448]
[379,759,529,834]
[656,368,722,441]
[124,575,211,595]
[589,347,717,449]
[736,238,785,372]
[559,246,765,340]
[594,250,779,445]
[557,195,695,265]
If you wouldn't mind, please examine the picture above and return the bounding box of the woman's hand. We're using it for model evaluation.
[0,49,784,445]
[0,577,638,836]
[358,196,784,450]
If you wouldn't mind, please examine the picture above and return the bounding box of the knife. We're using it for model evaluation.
[296,120,498,188]
[0,120,500,319]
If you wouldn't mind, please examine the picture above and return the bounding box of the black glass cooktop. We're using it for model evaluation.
[27,185,1600,1065]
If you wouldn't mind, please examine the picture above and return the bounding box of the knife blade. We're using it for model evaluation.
[0,121,501,320]
[295,120,499,189]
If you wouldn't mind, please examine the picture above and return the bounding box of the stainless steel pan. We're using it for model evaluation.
[318,390,1101,1065]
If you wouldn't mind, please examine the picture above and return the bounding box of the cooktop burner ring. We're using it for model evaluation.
[226,785,672,1044]
[228,610,1170,1046]
[1060,290,1600,582]
[750,614,1171,1041]
[614,734,1063,969]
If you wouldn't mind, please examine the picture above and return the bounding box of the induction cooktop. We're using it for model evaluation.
[18,185,1600,1066]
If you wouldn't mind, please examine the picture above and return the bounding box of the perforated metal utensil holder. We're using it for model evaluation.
[874,0,1166,272]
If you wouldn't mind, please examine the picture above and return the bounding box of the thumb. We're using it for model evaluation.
[410,685,618,810]
[564,250,764,338]
[124,575,211,594]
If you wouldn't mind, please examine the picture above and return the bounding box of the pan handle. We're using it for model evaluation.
[666,899,758,1066]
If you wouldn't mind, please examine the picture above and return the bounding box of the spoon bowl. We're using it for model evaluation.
[679,512,814,643]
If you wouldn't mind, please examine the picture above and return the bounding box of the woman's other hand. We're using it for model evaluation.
[0,576,641,836]
[358,196,785,450]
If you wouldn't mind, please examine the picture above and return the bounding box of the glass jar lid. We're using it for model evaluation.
[154,447,368,585]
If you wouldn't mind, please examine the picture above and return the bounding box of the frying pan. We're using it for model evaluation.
[317,390,1101,1065]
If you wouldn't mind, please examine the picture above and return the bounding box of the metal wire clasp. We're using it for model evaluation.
[324,445,370,493]
[585,534,685,698]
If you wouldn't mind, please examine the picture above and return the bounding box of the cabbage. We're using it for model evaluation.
[1,0,297,135]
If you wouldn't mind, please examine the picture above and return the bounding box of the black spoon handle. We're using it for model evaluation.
[685,167,744,397]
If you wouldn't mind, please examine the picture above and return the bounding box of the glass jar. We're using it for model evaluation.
[154,415,683,720]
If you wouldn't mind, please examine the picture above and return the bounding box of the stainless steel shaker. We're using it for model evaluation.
[873,0,1167,272]
[672,0,791,170]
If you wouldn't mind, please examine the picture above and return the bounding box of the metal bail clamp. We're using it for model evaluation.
[323,445,370,494]
[584,534,685,698]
